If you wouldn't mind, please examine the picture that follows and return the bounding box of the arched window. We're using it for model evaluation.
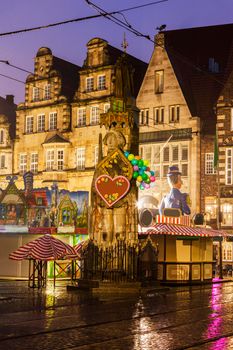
[0,129,4,144]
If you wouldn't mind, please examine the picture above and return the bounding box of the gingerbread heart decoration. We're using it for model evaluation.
[95,175,130,207]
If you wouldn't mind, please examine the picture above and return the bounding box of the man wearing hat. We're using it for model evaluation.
[159,166,191,215]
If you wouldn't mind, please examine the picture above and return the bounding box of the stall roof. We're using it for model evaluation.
[140,223,230,238]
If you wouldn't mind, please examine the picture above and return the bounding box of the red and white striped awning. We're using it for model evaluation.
[9,234,76,261]
[141,223,228,238]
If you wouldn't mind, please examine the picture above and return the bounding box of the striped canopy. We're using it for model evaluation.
[142,223,229,238]
[9,234,76,261]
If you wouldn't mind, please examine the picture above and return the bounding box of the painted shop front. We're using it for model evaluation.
[0,174,88,278]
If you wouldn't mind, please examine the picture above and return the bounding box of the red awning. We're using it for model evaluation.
[9,234,76,261]
[141,223,229,238]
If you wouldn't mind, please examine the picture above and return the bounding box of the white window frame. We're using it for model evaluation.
[57,149,64,170]
[77,147,85,170]
[46,150,55,171]
[19,154,27,173]
[30,153,38,173]
[26,116,34,134]
[44,84,51,100]
[49,112,57,131]
[32,87,39,101]
[155,70,164,93]
[97,75,106,90]
[205,153,216,175]
[37,114,45,132]
[169,105,180,123]
[153,107,164,124]
[0,154,5,169]
[90,106,99,125]
[77,108,86,127]
[140,109,149,125]
[226,148,233,185]
[0,129,4,144]
[86,77,94,92]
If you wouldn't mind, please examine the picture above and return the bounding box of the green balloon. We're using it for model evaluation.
[133,171,139,178]
[142,173,148,181]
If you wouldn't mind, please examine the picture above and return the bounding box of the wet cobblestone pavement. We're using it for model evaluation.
[1,281,233,349]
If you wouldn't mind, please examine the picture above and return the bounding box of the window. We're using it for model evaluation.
[226,148,233,185]
[155,70,164,93]
[98,75,106,90]
[181,146,188,161]
[19,154,27,173]
[62,209,71,224]
[49,112,57,130]
[221,203,233,227]
[172,146,179,162]
[44,84,51,100]
[37,114,45,132]
[0,130,4,144]
[57,150,64,170]
[205,197,217,219]
[77,147,85,170]
[94,145,99,167]
[46,150,55,171]
[77,108,86,127]
[181,163,188,177]
[26,116,33,134]
[169,105,180,123]
[163,147,169,162]
[0,155,5,169]
[32,87,39,101]
[144,146,152,163]
[205,153,216,175]
[104,103,110,113]
[86,77,94,92]
[30,153,38,173]
[140,109,149,125]
[90,106,99,125]
[153,107,164,124]
[163,164,169,178]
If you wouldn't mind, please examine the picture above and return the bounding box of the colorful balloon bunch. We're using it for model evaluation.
[124,151,156,190]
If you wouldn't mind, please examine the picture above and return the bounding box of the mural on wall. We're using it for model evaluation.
[0,174,89,234]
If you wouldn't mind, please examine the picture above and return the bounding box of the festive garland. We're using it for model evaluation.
[124,151,156,190]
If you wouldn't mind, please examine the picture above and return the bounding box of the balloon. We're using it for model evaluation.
[124,151,130,157]
[145,184,150,189]
[142,166,147,171]
[131,159,138,166]
[150,176,155,182]
[133,165,139,171]
[146,167,150,171]
[150,171,155,176]
[128,154,134,161]
[145,178,151,184]
[135,156,141,160]
[138,160,144,167]
[144,160,149,166]
[133,171,139,179]
[150,182,156,188]
[137,175,142,182]
[142,173,148,181]
[139,185,144,190]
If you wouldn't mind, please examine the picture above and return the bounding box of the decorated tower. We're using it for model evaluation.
[90,53,139,244]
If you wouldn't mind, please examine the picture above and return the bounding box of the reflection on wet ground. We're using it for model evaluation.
[1,280,233,349]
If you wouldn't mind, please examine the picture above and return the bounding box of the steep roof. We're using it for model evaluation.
[162,23,233,133]
[0,95,16,138]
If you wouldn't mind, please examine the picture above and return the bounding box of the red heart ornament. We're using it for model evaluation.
[95,175,130,207]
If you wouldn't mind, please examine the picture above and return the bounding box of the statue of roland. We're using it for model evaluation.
[159,166,191,215]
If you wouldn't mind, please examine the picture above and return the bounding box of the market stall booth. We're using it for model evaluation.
[139,215,228,283]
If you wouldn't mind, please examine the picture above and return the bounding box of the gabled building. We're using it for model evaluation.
[10,39,147,198]
[137,24,233,223]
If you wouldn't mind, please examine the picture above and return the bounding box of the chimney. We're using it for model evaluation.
[23,171,34,196]
[6,95,14,105]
